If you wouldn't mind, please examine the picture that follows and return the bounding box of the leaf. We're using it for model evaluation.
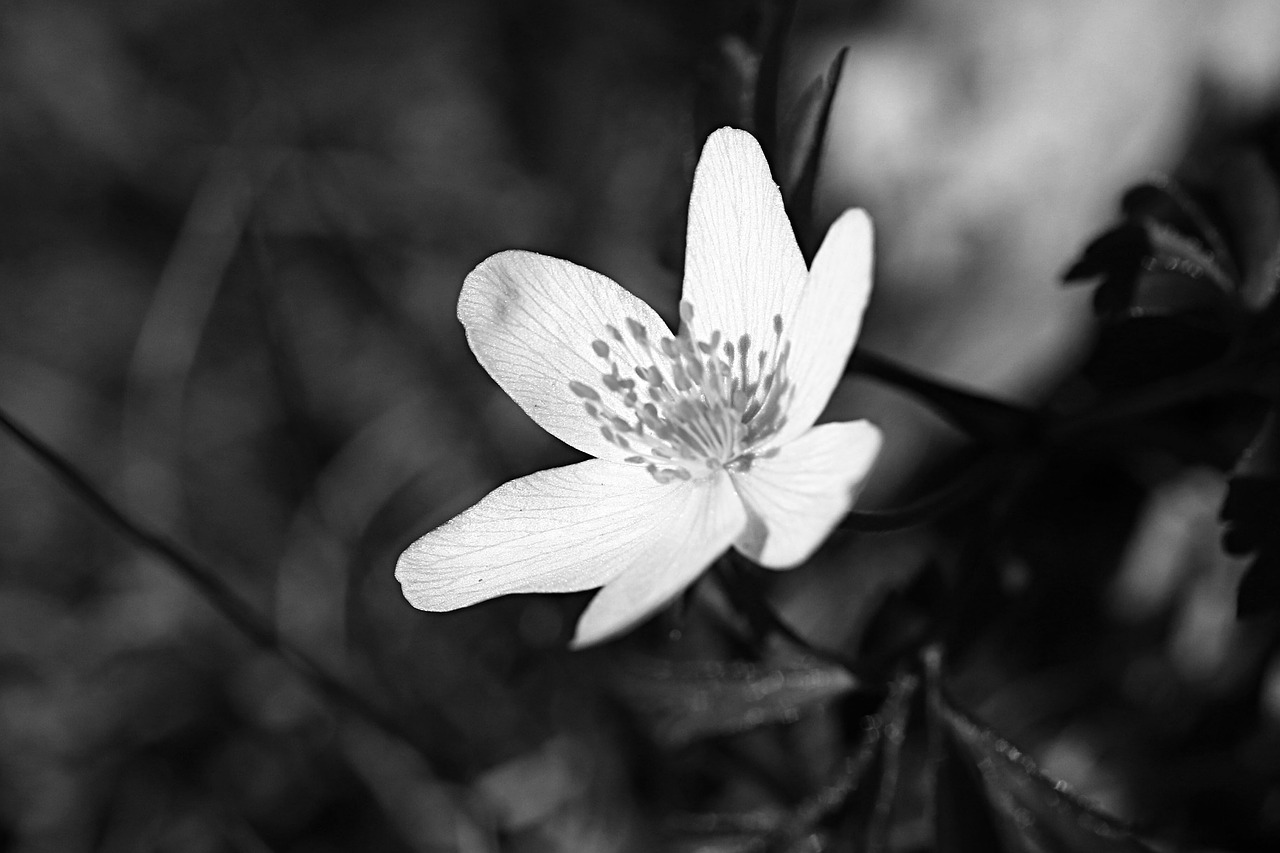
[613,656,858,747]
[752,0,800,158]
[1063,187,1238,329]
[777,46,848,259]
[1119,180,1235,272]
[1064,107,1280,330]
[931,689,1160,853]
[1195,143,1280,312]
[1221,407,1280,617]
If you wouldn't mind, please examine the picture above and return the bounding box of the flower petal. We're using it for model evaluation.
[396,459,729,610]
[458,250,675,461]
[731,420,881,569]
[681,128,809,354]
[771,210,874,446]
[571,473,745,647]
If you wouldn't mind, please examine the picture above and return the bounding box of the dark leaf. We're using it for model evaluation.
[1062,220,1148,313]
[1144,222,1237,296]
[1221,407,1280,616]
[1066,111,1280,331]
[1192,149,1280,310]
[1237,550,1280,618]
[776,46,848,258]
[614,656,858,747]
[752,0,799,158]
[1119,179,1235,272]
[1063,191,1238,329]
[932,690,1160,853]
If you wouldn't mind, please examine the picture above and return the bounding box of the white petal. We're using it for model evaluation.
[571,473,745,647]
[731,420,881,569]
[396,459,721,610]
[681,128,809,354]
[771,210,874,446]
[459,250,675,461]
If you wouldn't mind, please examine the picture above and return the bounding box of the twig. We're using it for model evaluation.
[841,450,1011,533]
[848,349,1038,445]
[865,668,911,853]
[762,669,919,852]
[0,404,432,761]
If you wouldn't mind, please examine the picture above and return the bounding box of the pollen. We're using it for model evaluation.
[568,300,792,483]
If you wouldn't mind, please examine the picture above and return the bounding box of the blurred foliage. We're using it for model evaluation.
[5,0,1280,852]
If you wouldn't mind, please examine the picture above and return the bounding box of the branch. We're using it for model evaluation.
[0,404,433,761]
[762,669,919,852]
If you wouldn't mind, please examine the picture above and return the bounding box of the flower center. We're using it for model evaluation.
[568,300,792,484]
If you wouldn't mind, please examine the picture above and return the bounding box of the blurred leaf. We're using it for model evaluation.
[931,687,1160,853]
[474,736,586,831]
[1065,109,1280,335]
[1120,180,1236,271]
[614,656,858,747]
[1064,183,1238,329]
[1221,407,1280,617]
[696,35,758,137]
[778,47,848,259]
[667,835,758,853]
[664,810,784,853]
[1198,146,1280,312]
[935,720,1006,853]
[752,0,799,157]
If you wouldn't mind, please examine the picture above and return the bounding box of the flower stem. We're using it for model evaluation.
[847,349,1038,444]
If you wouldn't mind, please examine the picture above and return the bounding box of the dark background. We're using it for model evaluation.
[3,1,1280,850]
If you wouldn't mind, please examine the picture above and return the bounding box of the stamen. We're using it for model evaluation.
[567,298,794,483]
[569,380,601,401]
[679,300,695,326]
[625,317,649,346]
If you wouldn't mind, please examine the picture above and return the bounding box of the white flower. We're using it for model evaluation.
[396,128,881,648]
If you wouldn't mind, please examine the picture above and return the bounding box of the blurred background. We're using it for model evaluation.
[4,0,1280,850]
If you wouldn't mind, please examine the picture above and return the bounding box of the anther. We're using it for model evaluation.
[679,300,695,326]
[572,305,792,483]
[568,380,601,402]
[625,317,649,345]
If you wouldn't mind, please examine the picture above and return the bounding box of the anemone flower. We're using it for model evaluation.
[396,127,881,647]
